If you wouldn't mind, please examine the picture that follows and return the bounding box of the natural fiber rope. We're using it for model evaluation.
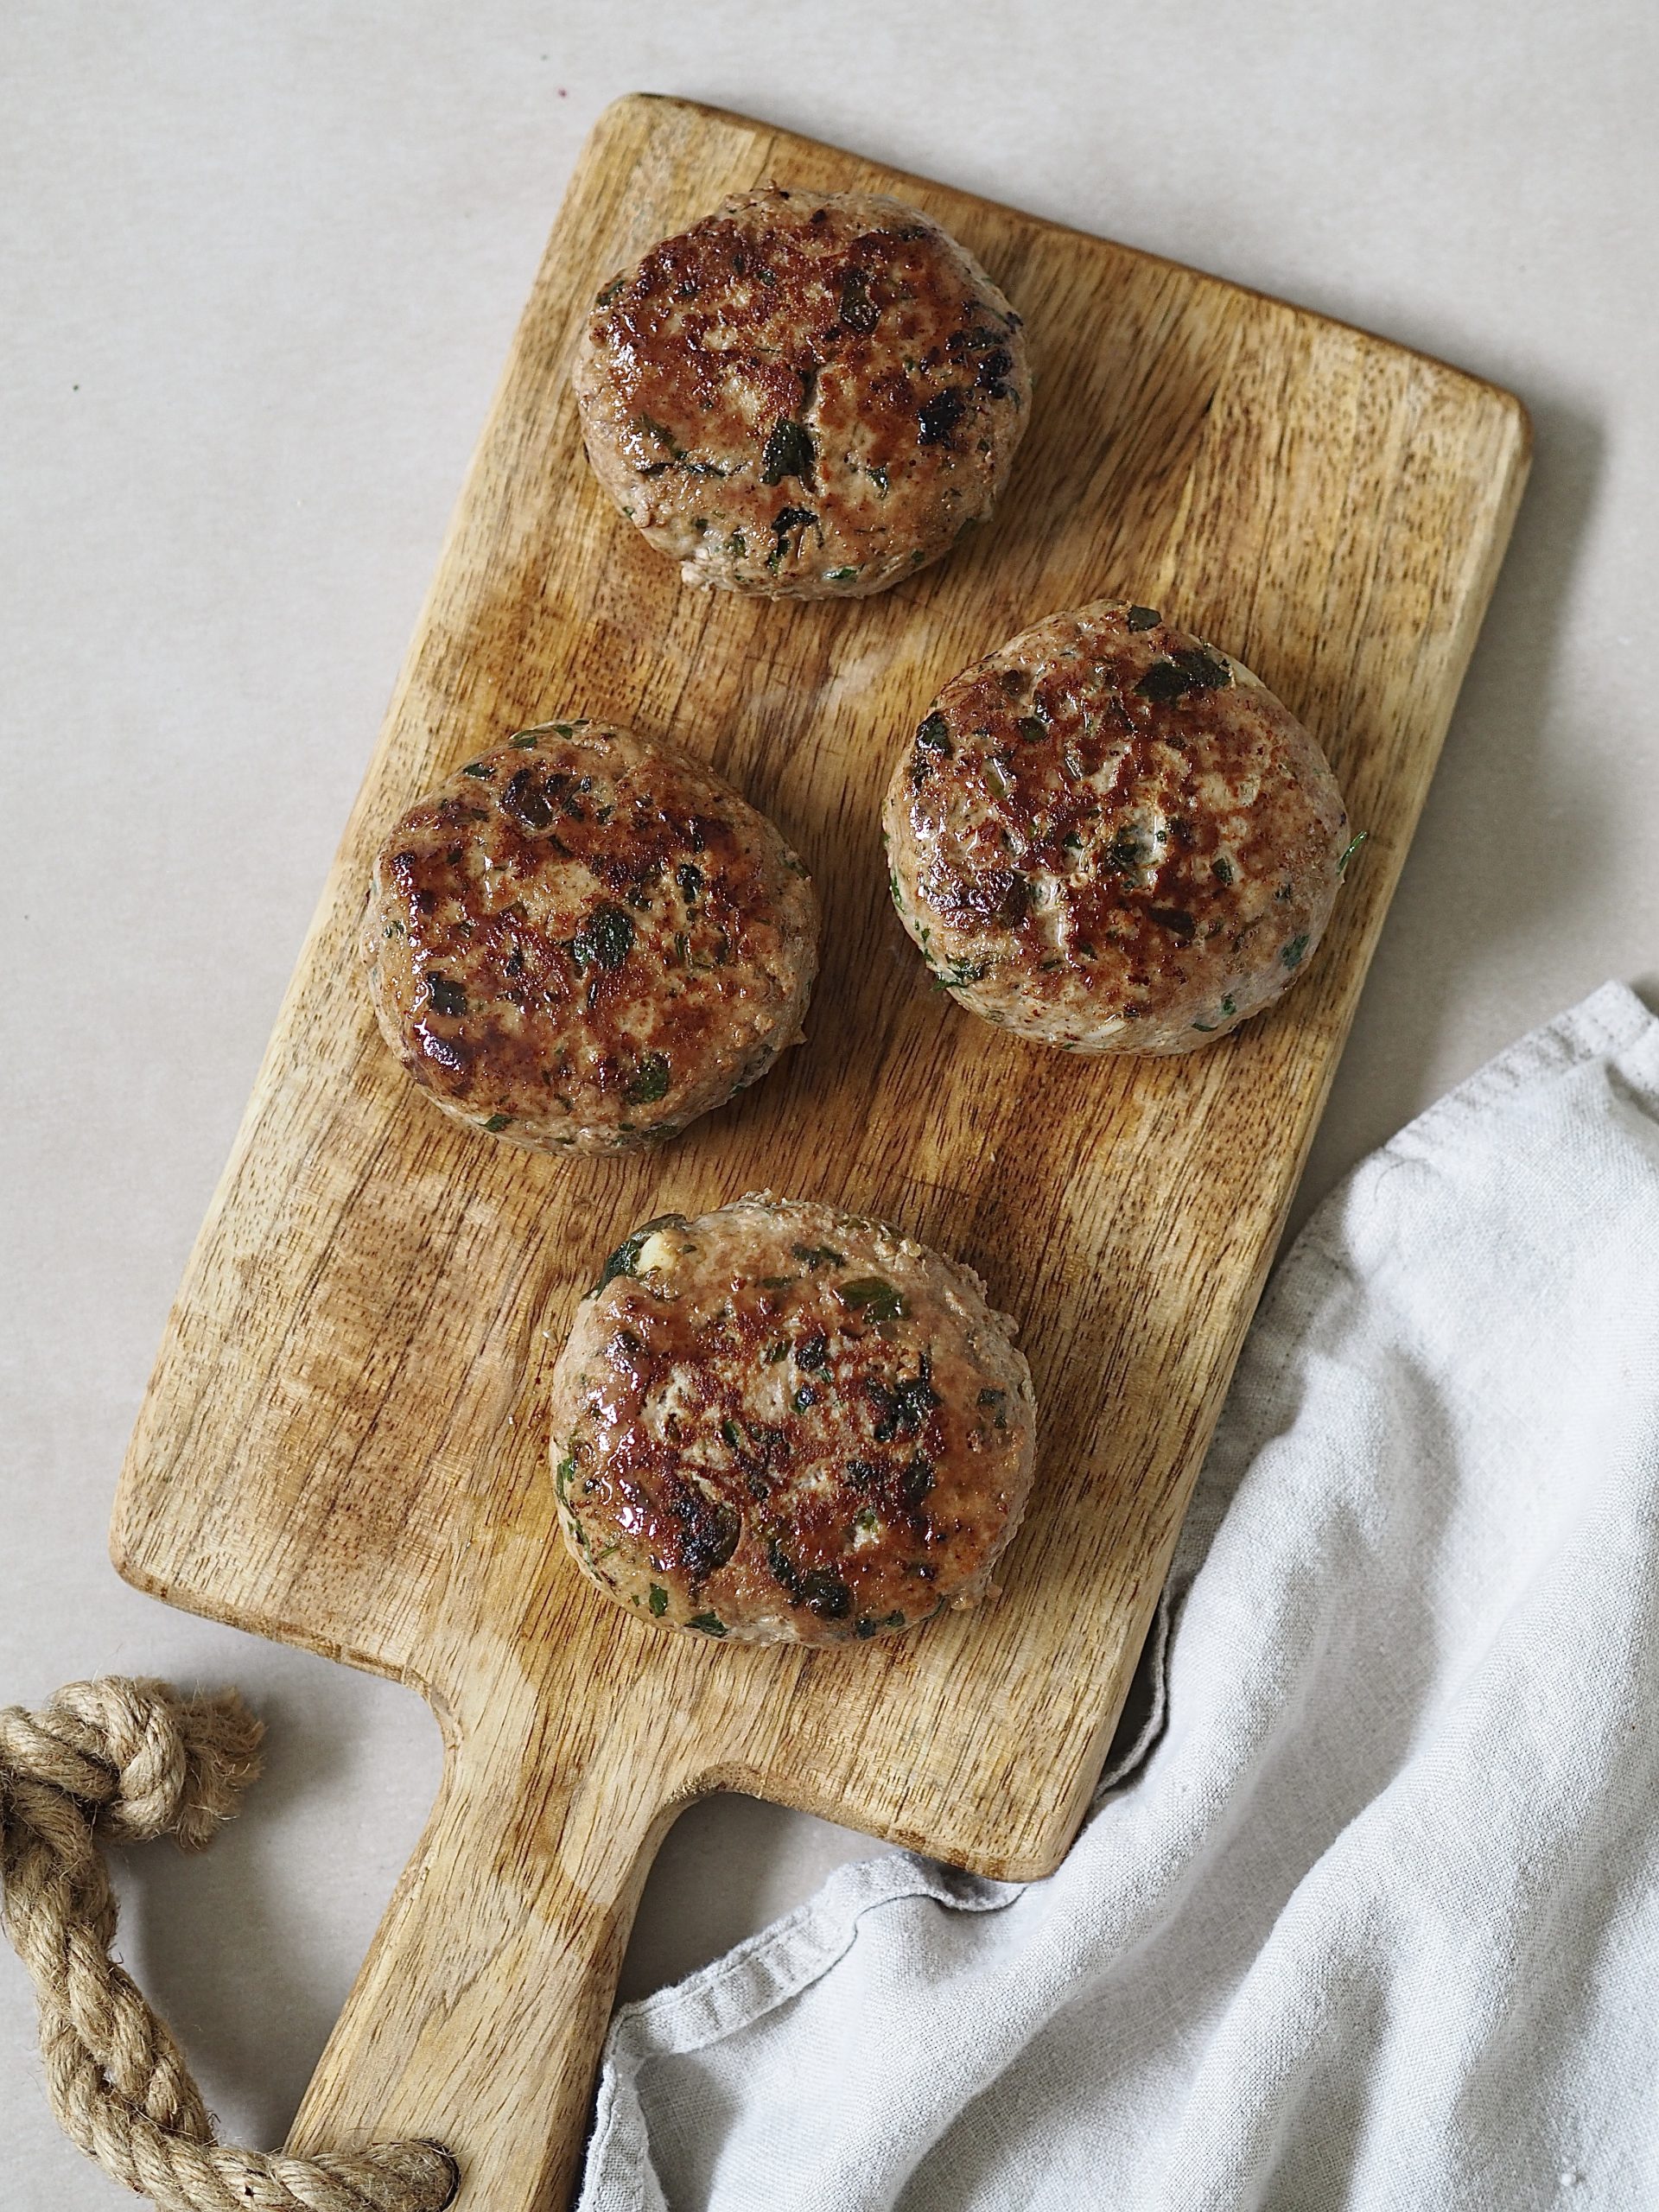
[0,1678,457,2212]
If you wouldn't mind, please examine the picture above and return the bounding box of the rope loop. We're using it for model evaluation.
[0,1678,457,2212]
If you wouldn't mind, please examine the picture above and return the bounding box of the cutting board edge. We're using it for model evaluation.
[110,89,1535,1883]
[609,92,1535,448]
[100,100,1544,2203]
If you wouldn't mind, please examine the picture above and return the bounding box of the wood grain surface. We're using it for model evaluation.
[111,94,1529,2210]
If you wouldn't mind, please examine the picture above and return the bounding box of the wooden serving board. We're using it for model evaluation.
[112,94,1529,2210]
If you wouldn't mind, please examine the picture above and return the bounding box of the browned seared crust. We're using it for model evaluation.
[550,1195,1036,1646]
[882,602,1351,1052]
[359,722,817,1152]
[572,186,1031,600]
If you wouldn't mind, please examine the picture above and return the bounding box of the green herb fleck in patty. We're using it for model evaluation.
[573,905,635,970]
[837,1277,907,1325]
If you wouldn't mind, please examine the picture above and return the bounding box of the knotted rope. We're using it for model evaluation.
[0,1677,457,2211]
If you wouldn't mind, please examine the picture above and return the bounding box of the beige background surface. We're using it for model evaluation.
[3,3,1656,2202]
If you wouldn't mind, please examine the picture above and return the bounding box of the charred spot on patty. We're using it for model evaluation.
[500,765,556,832]
[899,1455,935,1509]
[882,602,1350,1055]
[572,188,1030,601]
[1135,645,1232,705]
[863,1356,940,1442]
[1147,906,1198,940]
[363,729,817,1152]
[936,867,1030,931]
[917,387,967,448]
[975,346,1015,397]
[667,1480,743,1582]
[550,1196,1035,1645]
[801,1568,852,1619]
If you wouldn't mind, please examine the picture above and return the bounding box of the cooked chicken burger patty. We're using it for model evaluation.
[550,1194,1036,1645]
[573,185,1031,600]
[883,602,1353,1053]
[360,722,817,1152]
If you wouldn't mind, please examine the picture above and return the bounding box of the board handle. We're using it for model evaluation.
[284,1694,683,2211]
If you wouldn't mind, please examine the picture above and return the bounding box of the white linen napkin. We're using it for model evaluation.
[578,982,1659,2212]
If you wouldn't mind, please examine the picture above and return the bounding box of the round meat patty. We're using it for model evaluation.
[882,602,1354,1053]
[360,721,817,1152]
[550,1194,1036,1646]
[572,185,1031,600]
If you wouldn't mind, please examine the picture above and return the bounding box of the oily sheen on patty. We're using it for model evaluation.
[550,1195,1036,1646]
[574,186,1030,600]
[361,721,817,1153]
[883,601,1352,1052]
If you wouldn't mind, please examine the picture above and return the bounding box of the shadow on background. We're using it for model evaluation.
[111,1664,443,2151]
[1291,392,1605,1241]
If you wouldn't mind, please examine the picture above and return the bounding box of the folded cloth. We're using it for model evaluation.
[580,983,1659,2212]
